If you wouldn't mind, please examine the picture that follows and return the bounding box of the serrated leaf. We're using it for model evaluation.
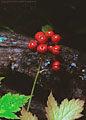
[58,98,84,120]
[0,111,19,119]
[20,106,38,120]
[45,92,84,120]
[45,92,59,120]
[41,25,53,33]
[0,93,30,119]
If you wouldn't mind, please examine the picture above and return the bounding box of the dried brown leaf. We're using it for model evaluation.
[20,107,38,120]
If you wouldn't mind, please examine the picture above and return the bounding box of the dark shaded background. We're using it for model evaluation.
[0,0,86,52]
[0,1,86,119]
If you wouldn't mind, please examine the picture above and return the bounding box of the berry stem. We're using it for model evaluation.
[27,58,42,111]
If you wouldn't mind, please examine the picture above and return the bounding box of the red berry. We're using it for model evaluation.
[37,34,47,44]
[35,32,47,44]
[37,44,47,53]
[51,34,61,44]
[28,41,37,50]
[48,45,53,52]
[52,61,60,66]
[35,32,44,40]
[52,65,60,71]
[45,30,54,38]
[52,45,61,55]
[54,45,61,50]
[38,35,47,44]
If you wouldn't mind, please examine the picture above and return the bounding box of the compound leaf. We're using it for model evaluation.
[45,92,84,120]
[0,93,30,119]
[20,106,38,120]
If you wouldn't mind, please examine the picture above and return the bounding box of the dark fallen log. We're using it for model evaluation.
[0,31,85,78]
[0,31,86,120]
[0,31,86,94]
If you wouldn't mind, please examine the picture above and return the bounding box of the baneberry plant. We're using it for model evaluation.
[27,27,62,111]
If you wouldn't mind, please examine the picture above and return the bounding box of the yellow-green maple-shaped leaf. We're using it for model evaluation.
[45,92,84,120]
[20,107,38,120]
[45,92,59,120]
[58,98,84,120]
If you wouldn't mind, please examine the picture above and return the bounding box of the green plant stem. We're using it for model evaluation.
[27,59,42,111]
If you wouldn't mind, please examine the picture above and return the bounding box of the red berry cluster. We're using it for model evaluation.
[28,31,61,71]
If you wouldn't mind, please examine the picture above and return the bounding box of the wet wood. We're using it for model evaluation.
[0,31,85,76]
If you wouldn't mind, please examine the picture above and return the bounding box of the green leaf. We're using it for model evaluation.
[0,77,5,81]
[0,112,19,119]
[45,92,84,120]
[0,77,5,87]
[2,26,14,32]
[0,93,30,119]
[41,25,53,33]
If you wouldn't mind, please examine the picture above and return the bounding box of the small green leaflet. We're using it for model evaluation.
[0,77,4,81]
[0,77,5,87]
[0,93,30,119]
[45,92,84,120]
[2,26,14,32]
[41,25,53,33]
